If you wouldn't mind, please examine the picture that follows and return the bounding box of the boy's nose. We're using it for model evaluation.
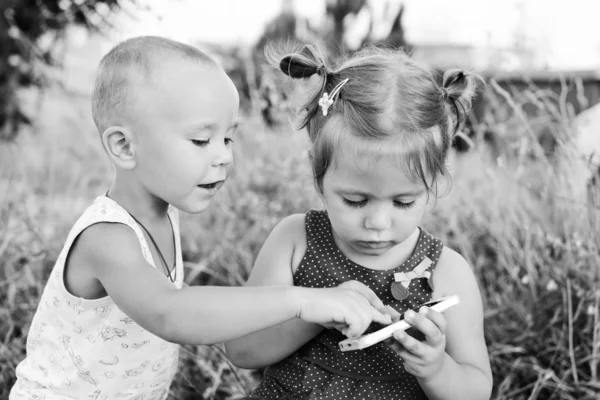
[212,143,233,166]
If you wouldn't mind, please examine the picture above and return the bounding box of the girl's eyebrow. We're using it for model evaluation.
[336,188,425,197]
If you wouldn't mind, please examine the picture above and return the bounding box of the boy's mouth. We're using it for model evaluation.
[197,180,225,190]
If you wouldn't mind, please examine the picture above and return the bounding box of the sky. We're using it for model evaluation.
[94,0,600,71]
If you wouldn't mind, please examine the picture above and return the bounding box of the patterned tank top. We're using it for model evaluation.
[253,210,444,400]
[10,195,184,400]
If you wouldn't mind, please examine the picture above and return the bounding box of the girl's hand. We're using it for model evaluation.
[299,280,392,338]
[389,306,447,380]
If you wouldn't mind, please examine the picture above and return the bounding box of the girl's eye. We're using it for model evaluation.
[394,200,416,209]
[225,138,234,145]
[191,139,209,147]
[342,198,367,208]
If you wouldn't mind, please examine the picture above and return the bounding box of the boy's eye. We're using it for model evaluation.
[191,139,209,147]
[394,200,416,209]
[342,198,367,208]
[225,137,234,145]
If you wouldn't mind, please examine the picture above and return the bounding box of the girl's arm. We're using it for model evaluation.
[393,247,493,400]
[224,214,324,368]
[72,221,390,346]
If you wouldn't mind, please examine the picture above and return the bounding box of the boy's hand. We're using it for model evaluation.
[298,280,392,338]
[389,306,447,380]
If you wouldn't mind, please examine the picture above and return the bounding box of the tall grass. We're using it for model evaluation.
[0,78,598,399]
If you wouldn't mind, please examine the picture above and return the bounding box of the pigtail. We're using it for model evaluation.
[441,69,484,135]
[276,45,326,79]
[265,43,336,134]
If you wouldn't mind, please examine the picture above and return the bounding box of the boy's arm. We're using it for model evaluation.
[224,214,324,368]
[79,222,390,346]
[413,248,493,400]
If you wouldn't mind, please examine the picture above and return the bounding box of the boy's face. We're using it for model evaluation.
[131,60,239,213]
[320,149,429,260]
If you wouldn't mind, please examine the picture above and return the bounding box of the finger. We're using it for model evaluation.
[386,305,402,322]
[404,309,443,346]
[323,322,347,331]
[395,348,422,365]
[344,281,390,317]
[343,310,369,339]
[384,337,404,353]
[393,329,423,356]
[419,307,447,335]
[346,288,392,326]
[371,306,393,325]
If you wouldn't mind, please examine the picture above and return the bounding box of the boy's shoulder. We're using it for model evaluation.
[78,195,133,223]
[69,196,141,253]
[56,196,149,300]
[67,197,148,275]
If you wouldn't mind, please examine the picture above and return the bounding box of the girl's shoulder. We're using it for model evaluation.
[270,213,307,241]
[271,213,308,272]
[433,246,482,300]
[247,213,308,285]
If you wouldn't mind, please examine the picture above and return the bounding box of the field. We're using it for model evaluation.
[0,72,599,399]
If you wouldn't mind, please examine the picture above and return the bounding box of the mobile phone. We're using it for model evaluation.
[338,295,460,352]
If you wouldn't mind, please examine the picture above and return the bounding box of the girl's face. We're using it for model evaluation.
[321,149,430,260]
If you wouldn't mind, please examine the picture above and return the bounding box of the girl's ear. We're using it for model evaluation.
[101,126,137,170]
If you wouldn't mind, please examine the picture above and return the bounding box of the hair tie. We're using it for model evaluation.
[317,64,326,76]
[440,87,450,100]
[318,78,349,117]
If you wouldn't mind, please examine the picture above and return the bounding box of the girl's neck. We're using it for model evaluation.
[107,174,169,223]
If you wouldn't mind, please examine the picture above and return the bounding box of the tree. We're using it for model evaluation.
[0,0,136,141]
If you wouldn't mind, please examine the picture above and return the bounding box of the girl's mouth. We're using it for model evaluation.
[356,241,393,249]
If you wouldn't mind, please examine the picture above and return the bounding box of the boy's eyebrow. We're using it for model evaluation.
[185,123,214,133]
[185,121,239,133]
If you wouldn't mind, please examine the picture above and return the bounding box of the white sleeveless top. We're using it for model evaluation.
[10,196,184,400]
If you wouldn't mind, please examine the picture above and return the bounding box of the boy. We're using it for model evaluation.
[10,36,391,400]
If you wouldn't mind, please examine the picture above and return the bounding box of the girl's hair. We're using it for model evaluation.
[266,43,483,194]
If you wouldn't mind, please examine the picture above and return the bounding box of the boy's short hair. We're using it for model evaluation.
[91,36,217,133]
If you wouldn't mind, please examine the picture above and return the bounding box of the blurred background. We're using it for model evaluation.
[0,0,599,399]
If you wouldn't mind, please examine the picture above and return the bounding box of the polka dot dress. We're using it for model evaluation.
[253,211,444,400]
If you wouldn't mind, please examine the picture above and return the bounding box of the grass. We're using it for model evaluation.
[0,78,599,399]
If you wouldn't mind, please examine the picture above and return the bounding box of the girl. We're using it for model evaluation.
[9,37,392,400]
[225,44,493,400]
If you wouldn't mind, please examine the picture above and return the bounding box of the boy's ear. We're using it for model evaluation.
[101,126,137,170]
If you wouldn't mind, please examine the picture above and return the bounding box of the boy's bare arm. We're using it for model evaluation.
[225,214,324,368]
[78,222,390,346]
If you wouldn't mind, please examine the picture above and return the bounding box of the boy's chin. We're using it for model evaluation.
[174,198,214,214]
[183,201,213,214]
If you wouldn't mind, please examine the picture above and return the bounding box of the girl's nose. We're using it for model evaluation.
[364,208,392,231]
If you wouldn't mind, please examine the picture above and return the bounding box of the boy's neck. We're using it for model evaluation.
[107,174,169,222]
